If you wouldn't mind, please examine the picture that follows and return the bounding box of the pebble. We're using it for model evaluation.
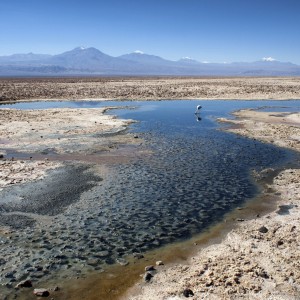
[258,226,268,233]
[144,272,153,282]
[15,279,32,288]
[33,288,50,297]
[145,265,155,272]
[156,261,164,266]
[183,288,194,297]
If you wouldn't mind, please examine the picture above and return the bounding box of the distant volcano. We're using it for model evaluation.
[0,47,299,76]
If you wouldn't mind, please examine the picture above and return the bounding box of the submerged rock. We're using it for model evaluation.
[15,279,32,288]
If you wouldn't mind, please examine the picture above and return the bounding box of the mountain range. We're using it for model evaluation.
[0,47,299,76]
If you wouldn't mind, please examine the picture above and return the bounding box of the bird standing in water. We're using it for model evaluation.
[195,105,202,114]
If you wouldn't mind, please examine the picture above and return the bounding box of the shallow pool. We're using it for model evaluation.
[0,99,299,295]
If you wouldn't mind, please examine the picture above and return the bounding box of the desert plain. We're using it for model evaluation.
[1,76,300,102]
[0,76,299,300]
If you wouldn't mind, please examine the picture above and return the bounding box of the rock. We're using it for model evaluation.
[145,265,155,272]
[277,240,284,246]
[16,280,32,288]
[183,288,194,297]
[5,272,15,279]
[144,272,153,282]
[258,226,268,233]
[33,288,50,297]
[156,261,164,266]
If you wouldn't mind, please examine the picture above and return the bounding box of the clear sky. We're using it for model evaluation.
[0,0,299,63]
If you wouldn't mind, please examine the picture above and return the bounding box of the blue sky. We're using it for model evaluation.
[0,0,299,63]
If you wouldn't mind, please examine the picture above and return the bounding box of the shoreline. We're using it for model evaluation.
[125,110,300,299]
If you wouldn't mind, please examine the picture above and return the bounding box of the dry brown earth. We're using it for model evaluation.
[1,77,300,102]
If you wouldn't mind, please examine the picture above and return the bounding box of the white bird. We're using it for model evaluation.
[195,105,202,114]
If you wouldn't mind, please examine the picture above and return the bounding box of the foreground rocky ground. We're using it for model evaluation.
[1,77,300,102]
[127,110,300,299]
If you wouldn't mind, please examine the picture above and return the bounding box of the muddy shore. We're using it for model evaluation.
[1,77,300,102]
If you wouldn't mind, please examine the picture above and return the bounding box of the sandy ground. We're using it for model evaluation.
[0,160,61,191]
[0,107,137,190]
[1,77,300,102]
[219,111,300,151]
[126,111,300,299]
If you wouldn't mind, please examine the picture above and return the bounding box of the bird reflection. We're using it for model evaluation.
[195,115,202,122]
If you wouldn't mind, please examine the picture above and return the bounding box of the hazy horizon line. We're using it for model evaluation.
[0,46,297,65]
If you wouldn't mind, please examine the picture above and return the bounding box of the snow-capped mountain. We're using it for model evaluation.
[0,47,299,76]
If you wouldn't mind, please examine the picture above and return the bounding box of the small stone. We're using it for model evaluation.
[145,265,155,272]
[16,280,32,288]
[277,240,284,246]
[156,261,164,266]
[144,272,153,282]
[33,288,50,297]
[183,288,194,297]
[258,226,268,233]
